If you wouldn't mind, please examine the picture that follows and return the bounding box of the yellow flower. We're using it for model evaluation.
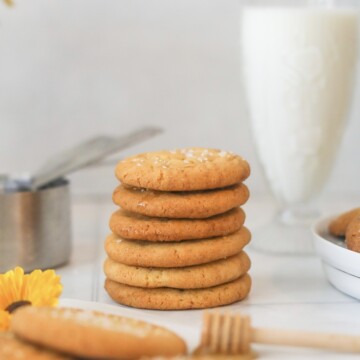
[0,267,62,331]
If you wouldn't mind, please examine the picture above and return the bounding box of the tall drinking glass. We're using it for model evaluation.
[240,0,359,253]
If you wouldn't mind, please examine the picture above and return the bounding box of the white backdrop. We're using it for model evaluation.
[0,0,359,198]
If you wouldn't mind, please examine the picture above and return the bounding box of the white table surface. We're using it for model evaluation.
[57,193,360,359]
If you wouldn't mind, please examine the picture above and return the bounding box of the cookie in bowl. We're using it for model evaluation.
[346,215,360,252]
[328,207,360,237]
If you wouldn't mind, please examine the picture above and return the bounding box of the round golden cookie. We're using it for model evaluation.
[329,207,360,237]
[109,208,245,242]
[105,227,251,268]
[104,252,251,289]
[346,215,360,252]
[0,332,70,360]
[112,183,249,219]
[146,355,255,360]
[115,148,250,191]
[11,307,187,359]
[145,355,255,360]
[105,274,252,310]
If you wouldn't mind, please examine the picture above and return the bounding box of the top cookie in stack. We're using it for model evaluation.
[104,148,252,310]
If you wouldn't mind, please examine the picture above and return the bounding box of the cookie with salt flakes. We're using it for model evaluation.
[105,227,251,268]
[105,274,251,310]
[11,307,187,360]
[113,183,249,219]
[115,148,250,191]
[109,208,245,241]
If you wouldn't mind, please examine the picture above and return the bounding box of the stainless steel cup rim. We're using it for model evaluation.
[0,177,72,273]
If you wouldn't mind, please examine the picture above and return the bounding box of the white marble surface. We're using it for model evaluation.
[57,194,360,359]
[1,0,360,197]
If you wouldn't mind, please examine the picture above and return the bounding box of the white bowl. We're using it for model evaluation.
[312,215,360,277]
[313,215,360,300]
[322,263,360,300]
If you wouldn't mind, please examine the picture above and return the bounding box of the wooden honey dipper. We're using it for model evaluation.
[200,311,360,355]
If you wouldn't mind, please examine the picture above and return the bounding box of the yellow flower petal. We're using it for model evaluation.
[0,267,62,311]
[25,269,63,306]
[0,267,25,309]
[0,311,11,331]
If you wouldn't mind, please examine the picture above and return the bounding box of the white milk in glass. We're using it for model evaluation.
[242,8,359,204]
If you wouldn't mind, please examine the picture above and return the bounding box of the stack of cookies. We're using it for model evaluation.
[104,148,252,310]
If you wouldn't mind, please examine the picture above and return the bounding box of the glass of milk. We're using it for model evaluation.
[241,0,359,253]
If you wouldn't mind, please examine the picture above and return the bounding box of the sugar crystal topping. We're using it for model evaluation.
[37,307,166,338]
[127,148,237,169]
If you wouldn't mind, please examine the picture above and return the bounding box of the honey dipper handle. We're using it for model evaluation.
[252,327,360,353]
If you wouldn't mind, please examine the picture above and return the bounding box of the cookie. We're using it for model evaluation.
[115,148,250,191]
[105,227,251,268]
[11,307,187,359]
[0,332,70,360]
[345,215,360,252]
[329,208,360,237]
[109,208,245,242]
[113,183,249,219]
[145,355,254,360]
[104,252,251,289]
[105,274,251,310]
